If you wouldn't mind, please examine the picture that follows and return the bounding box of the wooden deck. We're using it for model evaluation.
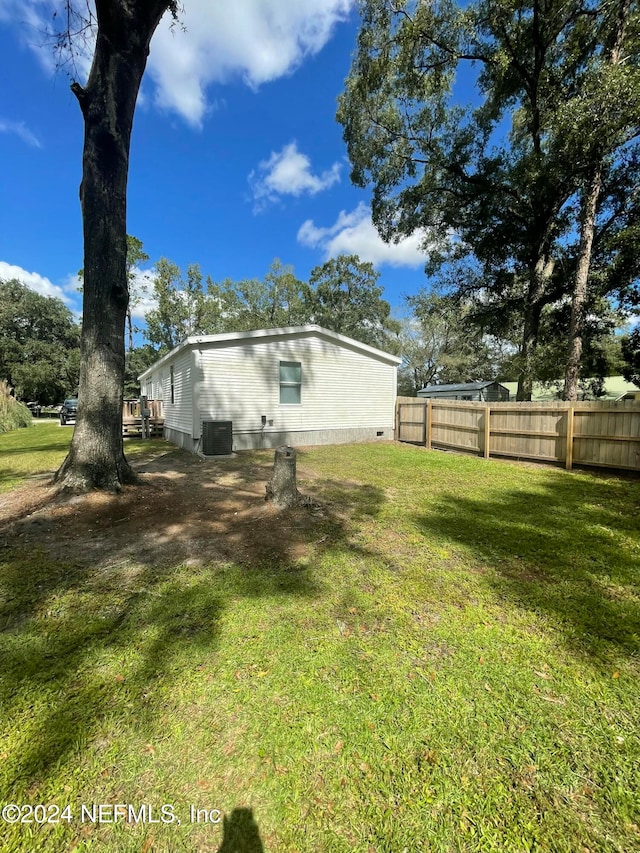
[122,418,164,438]
[122,399,164,438]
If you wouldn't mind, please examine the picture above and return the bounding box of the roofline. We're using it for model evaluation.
[417,380,501,393]
[138,325,402,381]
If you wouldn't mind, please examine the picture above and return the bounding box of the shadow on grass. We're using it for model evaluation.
[0,450,387,793]
[217,808,264,853]
[1,574,226,786]
[414,469,640,662]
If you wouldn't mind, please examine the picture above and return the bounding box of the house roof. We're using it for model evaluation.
[417,381,503,394]
[138,325,402,381]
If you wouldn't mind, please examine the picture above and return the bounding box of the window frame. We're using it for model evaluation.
[279,360,302,405]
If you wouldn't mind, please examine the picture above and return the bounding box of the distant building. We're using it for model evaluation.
[416,381,510,402]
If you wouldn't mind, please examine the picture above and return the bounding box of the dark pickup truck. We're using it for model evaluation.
[59,398,78,426]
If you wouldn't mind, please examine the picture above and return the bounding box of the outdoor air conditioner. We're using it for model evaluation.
[202,420,233,456]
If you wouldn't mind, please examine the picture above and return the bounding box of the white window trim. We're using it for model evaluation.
[279,360,302,405]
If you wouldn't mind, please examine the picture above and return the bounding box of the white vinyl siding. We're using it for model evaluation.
[197,333,396,433]
[162,350,193,434]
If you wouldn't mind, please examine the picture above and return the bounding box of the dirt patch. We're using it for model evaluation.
[0,450,330,572]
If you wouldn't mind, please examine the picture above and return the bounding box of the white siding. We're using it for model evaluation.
[162,350,193,434]
[197,333,396,435]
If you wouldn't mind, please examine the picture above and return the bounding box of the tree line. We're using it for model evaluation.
[126,252,401,396]
[0,252,401,404]
[134,243,634,399]
[2,241,637,407]
[0,279,80,405]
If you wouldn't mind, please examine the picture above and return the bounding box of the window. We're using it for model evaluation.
[170,366,175,404]
[279,361,301,404]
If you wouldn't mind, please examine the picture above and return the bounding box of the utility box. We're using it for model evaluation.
[202,420,233,456]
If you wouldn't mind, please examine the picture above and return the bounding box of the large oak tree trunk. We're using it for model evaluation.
[562,0,629,401]
[562,166,601,401]
[517,301,542,402]
[517,254,555,401]
[55,0,171,492]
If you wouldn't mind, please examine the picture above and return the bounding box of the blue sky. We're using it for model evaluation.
[0,1,432,331]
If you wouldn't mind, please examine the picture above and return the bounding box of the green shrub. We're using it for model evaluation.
[0,381,33,433]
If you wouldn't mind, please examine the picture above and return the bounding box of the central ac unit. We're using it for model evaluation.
[202,420,233,456]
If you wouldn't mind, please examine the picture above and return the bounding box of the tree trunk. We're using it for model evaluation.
[266,446,300,508]
[562,0,629,401]
[127,306,134,352]
[55,0,171,492]
[517,302,542,401]
[562,166,601,401]
[516,255,555,401]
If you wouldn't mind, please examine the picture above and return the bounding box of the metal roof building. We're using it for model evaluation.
[417,381,510,402]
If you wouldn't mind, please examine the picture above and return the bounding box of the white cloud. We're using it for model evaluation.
[2,1,353,126]
[0,260,158,320]
[129,268,157,319]
[64,267,158,320]
[0,260,77,305]
[148,0,353,125]
[0,0,50,32]
[249,142,341,210]
[297,203,430,268]
[0,118,42,148]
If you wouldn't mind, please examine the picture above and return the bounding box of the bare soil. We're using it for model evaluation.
[0,450,329,572]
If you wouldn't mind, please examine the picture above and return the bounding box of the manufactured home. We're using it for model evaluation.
[138,325,401,455]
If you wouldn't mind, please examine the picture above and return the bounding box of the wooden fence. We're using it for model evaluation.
[396,397,640,472]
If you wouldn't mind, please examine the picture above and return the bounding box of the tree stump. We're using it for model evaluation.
[265,446,300,508]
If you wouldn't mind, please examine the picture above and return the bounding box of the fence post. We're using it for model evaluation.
[484,404,491,458]
[565,406,574,470]
[426,399,433,450]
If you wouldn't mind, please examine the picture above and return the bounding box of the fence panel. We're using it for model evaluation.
[397,402,427,445]
[489,403,567,464]
[395,397,640,472]
[572,401,640,470]
[430,401,484,454]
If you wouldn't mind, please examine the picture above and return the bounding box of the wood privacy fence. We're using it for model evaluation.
[396,397,640,472]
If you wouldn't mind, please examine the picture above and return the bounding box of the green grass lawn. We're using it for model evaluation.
[0,429,638,852]
[0,422,167,492]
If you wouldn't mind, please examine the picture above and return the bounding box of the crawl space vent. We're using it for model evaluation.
[202,420,233,456]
